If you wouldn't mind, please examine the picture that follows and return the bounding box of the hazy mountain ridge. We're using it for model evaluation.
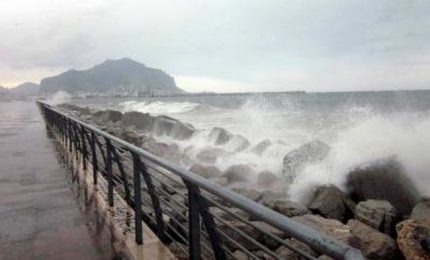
[40,58,184,94]
[11,82,40,95]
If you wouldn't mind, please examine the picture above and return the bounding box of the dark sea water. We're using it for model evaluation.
[65,90,430,202]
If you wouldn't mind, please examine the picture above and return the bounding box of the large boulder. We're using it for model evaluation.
[119,130,142,145]
[208,127,233,145]
[266,199,310,218]
[251,139,272,156]
[188,164,222,179]
[275,238,318,259]
[222,164,254,183]
[308,185,356,222]
[169,121,195,140]
[411,198,430,224]
[251,221,286,249]
[195,147,229,164]
[232,250,249,260]
[396,219,430,260]
[292,214,355,244]
[92,109,122,123]
[122,111,154,131]
[256,171,279,187]
[59,103,91,115]
[224,135,251,152]
[346,156,421,216]
[231,187,263,202]
[355,200,397,235]
[282,140,330,182]
[215,220,259,251]
[152,115,177,136]
[141,140,179,159]
[209,207,249,222]
[347,220,398,260]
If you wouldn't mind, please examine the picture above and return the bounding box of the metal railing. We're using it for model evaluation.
[38,101,364,260]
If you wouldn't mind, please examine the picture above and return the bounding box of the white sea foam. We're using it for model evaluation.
[289,113,430,203]
[105,94,430,202]
[46,91,71,105]
[118,100,201,115]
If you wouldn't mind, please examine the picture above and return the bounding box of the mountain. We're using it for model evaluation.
[40,58,184,94]
[10,82,40,95]
[0,86,7,95]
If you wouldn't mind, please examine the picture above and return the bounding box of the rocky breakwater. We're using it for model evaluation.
[282,140,429,259]
[57,104,429,259]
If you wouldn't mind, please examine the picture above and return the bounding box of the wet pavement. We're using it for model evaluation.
[0,101,118,260]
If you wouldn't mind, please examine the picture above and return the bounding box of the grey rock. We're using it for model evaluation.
[195,147,229,164]
[251,139,272,156]
[222,164,253,183]
[292,214,355,244]
[348,219,398,260]
[58,103,91,115]
[231,187,263,202]
[122,111,154,131]
[232,250,249,260]
[92,109,122,123]
[396,219,430,260]
[275,238,318,260]
[259,189,288,205]
[152,115,177,136]
[188,164,222,179]
[251,221,286,249]
[355,200,397,235]
[212,177,229,187]
[216,220,259,251]
[256,171,279,186]
[209,207,249,222]
[411,198,430,223]
[347,156,421,216]
[224,134,250,152]
[208,127,233,145]
[263,199,310,218]
[308,185,355,222]
[141,140,179,159]
[282,140,330,182]
[169,121,195,140]
[119,130,141,145]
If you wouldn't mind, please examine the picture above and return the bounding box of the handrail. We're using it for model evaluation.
[37,101,364,260]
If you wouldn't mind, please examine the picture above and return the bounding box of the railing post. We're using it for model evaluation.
[72,123,80,160]
[68,120,73,152]
[80,126,87,170]
[91,131,98,185]
[105,138,114,207]
[198,197,226,260]
[111,148,131,205]
[140,162,166,241]
[185,181,201,260]
[132,152,143,245]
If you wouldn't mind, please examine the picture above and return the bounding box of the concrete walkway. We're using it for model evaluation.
[0,101,118,260]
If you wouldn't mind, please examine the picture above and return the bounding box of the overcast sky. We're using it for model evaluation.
[1,0,429,92]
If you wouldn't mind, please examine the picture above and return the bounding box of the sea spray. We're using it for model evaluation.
[288,113,430,203]
[46,91,71,106]
[77,91,430,202]
[119,100,201,114]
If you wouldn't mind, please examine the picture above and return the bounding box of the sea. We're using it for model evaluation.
[62,90,430,202]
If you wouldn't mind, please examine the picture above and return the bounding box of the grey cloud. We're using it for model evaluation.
[1,0,430,91]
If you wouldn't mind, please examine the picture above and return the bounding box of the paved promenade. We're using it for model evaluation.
[0,101,117,260]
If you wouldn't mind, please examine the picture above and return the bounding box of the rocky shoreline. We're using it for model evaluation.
[58,103,429,259]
